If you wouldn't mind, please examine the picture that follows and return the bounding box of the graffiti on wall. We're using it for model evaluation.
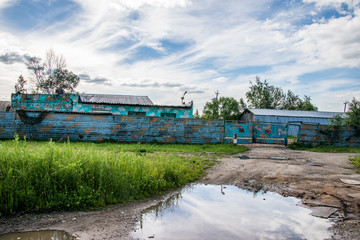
[11,94,193,118]
[0,111,221,144]
[298,123,360,147]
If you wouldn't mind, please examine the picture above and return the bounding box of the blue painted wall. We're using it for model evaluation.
[298,124,360,147]
[0,111,221,144]
[224,121,288,145]
[4,110,356,146]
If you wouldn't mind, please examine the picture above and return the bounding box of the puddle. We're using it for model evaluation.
[0,230,74,240]
[133,184,332,240]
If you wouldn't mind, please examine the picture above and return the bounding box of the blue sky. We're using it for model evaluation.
[0,0,359,112]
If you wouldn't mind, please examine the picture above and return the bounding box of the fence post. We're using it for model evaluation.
[284,123,289,146]
[223,119,226,143]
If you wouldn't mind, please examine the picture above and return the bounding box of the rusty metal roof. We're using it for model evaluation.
[80,94,154,105]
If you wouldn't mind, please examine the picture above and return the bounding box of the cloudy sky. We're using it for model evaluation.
[0,0,359,112]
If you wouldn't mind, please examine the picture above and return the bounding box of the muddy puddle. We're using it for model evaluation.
[0,230,74,240]
[133,184,332,240]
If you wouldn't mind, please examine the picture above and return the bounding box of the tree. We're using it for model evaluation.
[193,109,200,119]
[295,95,318,111]
[281,90,299,110]
[219,97,241,120]
[345,98,360,134]
[246,76,284,109]
[38,68,80,93]
[202,98,220,119]
[26,49,79,93]
[239,97,247,112]
[14,75,27,93]
[202,96,240,120]
[245,76,317,111]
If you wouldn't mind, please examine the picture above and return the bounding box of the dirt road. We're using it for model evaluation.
[1,144,360,239]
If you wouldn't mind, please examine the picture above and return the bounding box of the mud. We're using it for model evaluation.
[1,144,360,239]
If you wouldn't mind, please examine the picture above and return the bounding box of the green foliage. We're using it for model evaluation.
[14,75,27,93]
[246,76,284,109]
[202,98,220,119]
[350,155,360,171]
[295,95,318,111]
[39,68,80,93]
[26,49,79,93]
[345,98,360,135]
[245,76,317,111]
[193,109,200,119]
[219,97,241,120]
[329,113,344,129]
[202,97,241,120]
[0,140,246,215]
[289,143,360,153]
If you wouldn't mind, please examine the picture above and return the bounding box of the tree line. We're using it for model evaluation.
[196,76,318,120]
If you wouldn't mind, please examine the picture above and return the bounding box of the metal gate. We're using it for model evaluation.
[224,121,288,145]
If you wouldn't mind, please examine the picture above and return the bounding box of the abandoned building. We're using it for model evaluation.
[239,108,345,136]
[11,93,193,118]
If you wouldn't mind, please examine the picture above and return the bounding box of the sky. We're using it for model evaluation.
[0,0,359,113]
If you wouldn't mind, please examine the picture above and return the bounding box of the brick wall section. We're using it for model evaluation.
[4,112,357,146]
[0,112,17,139]
[0,111,223,144]
[298,123,360,147]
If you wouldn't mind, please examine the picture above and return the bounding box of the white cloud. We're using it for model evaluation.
[303,0,360,9]
[0,0,359,112]
[295,11,360,67]
[0,0,14,9]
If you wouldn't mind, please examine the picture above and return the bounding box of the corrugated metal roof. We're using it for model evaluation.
[246,109,345,118]
[80,94,154,105]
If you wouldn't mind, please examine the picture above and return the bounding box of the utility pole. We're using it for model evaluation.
[215,90,219,100]
[344,101,349,113]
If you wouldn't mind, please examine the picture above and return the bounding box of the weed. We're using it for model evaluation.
[0,140,246,215]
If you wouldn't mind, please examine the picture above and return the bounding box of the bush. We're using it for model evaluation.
[345,98,360,135]
[350,155,360,172]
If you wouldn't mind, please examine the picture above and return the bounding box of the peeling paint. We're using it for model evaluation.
[4,111,345,145]
[298,124,360,146]
[12,93,193,118]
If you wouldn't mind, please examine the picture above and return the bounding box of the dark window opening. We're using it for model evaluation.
[128,111,146,117]
[161,113,176,118]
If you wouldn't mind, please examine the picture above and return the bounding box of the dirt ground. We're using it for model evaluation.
[1,144,360,240]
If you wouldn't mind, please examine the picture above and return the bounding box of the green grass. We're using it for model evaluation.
[350,155,360,171]
[288,142,360,153]
[0,138,247,215]
[84,141,248,154]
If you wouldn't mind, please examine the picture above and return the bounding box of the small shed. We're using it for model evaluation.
[239,109,345,136]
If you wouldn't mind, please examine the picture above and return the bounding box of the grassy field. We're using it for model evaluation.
[289,142,360,171]
[288,143,360,153]
[0,137,247,215]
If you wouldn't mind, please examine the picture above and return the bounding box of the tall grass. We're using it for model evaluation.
[0,139,244,215]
